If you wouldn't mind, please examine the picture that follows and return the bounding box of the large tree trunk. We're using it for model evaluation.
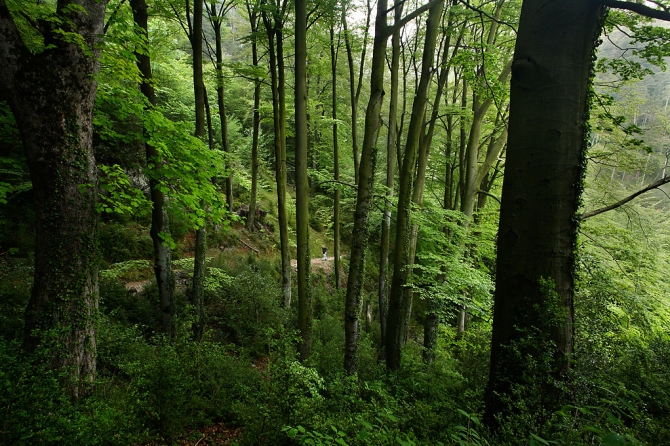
[0,0,108,399]
[385,0,444,371]
[131,0,175,338]
[484,0,603,429]
[295,0,312,359]
[191,0,207,342]
[343,0,388,375]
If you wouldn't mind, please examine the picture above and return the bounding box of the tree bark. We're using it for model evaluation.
[0,0,108,399]
[484,0,604,428]
[212,9,234,213]
[295,0,312,359]
[342,0,371,186]
[343,0,388,375]
[246,2,260,232]
[330,25,341,290]
[385,0,444,371]
[131,0,176,339]
[377,0,404,354]
[190,0,207,342]
[262,4,292,307]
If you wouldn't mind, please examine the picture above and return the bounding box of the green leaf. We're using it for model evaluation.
[602,432,626,446]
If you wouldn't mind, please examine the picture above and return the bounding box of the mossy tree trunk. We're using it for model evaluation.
[0,0,108,399]
[377,0,403,354]
[262,1,292,308]
[246,0,260,232]
[190,0,207,342]
[330,25,341,289]
[385,0,444,371]
[343,0,389,375]
[207,0,234,212]
[484,0,604,428]
[294,0,312,359]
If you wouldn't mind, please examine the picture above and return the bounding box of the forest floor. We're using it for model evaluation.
[144,422,242,445]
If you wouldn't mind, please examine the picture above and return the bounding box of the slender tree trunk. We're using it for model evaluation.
[212,14,234,212]
[246,4,260,231]
[205,86,215,150]
[295,0,312,359]
[343,0,388,375]
[191,0,207,342]
[263,9,292,307]
[378,0,404,353]
[342,1,371,185]
[425,123,456,365]
[330,25,341,289]
[402,10,456,346]
[385,0,444,371]
[484,0,604,428]
[0,0,108,399]
[131,0,175,338]
[423,310,439,364]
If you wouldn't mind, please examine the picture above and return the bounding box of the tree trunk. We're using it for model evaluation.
[262,7,292,308]
[131,0,175,338]
[191,0,207,342]
[385,0,444,371]
[422,310,439,364]
[247,3,260,232]
[330,25,341,290]
[213,15,234,213]
[377,0,403,354]
[343,0,388,375]
[342,1,371,185]
[295,0,312,359]
[402,10,457,347]
[0,0,108,399]
[484,0,604,428]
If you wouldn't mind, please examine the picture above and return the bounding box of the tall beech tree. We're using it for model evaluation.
[262,0,292,307]
[130,0,176,338]
[343,0,389,375]
[385,0,444,370]
[0,0,108,398]
[330,24,342,289]
[246,0,261,232]
[483,0,670,428]
[190,0,207,341]
[205,0,234,212]
[343,0,440,374]
[295,0,312,358]
[377,0,403,352]
[342,0,371,186]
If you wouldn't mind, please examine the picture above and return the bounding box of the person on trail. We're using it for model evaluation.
[322,245,328,261]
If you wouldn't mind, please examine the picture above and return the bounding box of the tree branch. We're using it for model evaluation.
[476,189,501,205]
[601,0,670,22]
[457,0,518,34]
[386,0,443,36]
[581,175,670,220]
[104,0,127,34]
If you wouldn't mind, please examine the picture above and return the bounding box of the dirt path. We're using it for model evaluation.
[290,256,343,275]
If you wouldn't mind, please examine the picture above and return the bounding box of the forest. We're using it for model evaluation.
[2,0,670,444]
